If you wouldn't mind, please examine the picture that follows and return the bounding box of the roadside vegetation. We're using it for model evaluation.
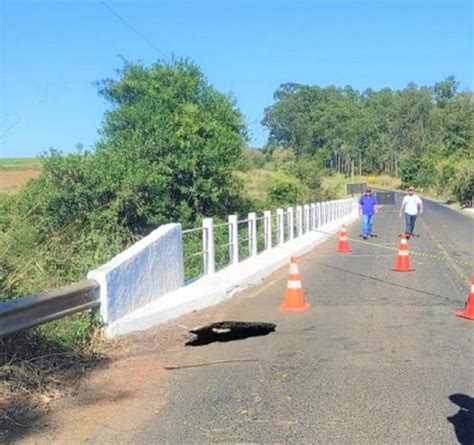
[262,77,473,203]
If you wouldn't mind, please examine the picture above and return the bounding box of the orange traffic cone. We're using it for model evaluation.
[337,225,351,253]
[392,235,415,272]
[279,256,310,312]
[456,276,474,320]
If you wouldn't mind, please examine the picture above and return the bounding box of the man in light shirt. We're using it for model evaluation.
[399,186,423,239]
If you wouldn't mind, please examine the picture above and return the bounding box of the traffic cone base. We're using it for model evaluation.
[392,255,416,272]
[279,287,310,312]
[279,257,310,312]
[456,279,474,320]
[337,241,351,253]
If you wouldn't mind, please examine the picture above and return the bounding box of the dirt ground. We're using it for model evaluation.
[0,169,40,192]
[8,297,241,445]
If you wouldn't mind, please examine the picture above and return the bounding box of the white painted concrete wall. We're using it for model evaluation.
[88,224,184,324]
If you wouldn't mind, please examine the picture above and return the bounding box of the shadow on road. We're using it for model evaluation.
[447,394,474,445]
[186,321,276,346]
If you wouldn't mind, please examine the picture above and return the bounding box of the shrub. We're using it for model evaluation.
[268,172,303,206]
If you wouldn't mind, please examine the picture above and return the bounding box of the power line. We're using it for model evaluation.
[0,117,22,140]
[99,0,166,58]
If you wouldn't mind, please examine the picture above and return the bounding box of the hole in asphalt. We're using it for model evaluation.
[186,321,277,346]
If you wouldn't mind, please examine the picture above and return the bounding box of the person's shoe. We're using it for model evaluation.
[406,234,411,240]
[362,235,368,240]
[370,234,377,238]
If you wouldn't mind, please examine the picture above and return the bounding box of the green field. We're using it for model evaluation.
[0,157,42,170]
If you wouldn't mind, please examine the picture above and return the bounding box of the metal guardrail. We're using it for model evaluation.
[0,279,100,338]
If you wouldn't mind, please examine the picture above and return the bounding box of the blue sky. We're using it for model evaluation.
[1,0,472,158]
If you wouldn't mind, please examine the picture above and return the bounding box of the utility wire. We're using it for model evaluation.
[99,0,167,58]
[0,118,22,140]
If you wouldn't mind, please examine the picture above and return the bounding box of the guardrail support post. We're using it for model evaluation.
[228,214,239,265]
[203,218,215,274]
[287,207,294,240]
[296,205,303,237]
[264,210,272,250]
[276,208,284,245]
[316,203,321,228]
[248,212,257,257]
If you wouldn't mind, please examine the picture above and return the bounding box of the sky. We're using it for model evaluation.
[0,0,472,158]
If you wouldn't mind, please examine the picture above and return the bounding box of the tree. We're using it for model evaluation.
[262,77,473,182]
[95,59,247,227]
[1,59,248,301]
[433,75,459,108]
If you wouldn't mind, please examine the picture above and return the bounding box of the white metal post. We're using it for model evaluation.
[304,204,310,233]
[248,212,257,257]
[228,214,238,265]
[316,203,321,228]
[264,210,272,250]
[202,218,215,274]
[277,208,284,245]
[310,203,316,230]
[287,207,294,240]
[296,205,303,237]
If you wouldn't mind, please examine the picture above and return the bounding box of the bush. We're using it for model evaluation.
[399,157,436,188]
[268,172,304,206]
[452,158,474,203]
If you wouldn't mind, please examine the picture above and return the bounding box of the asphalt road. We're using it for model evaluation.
[132,195,473,444]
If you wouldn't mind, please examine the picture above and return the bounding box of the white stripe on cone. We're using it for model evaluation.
[287,280,302,289]
[289,263,299,274]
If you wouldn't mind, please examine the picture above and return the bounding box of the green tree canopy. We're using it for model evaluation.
[262,77,473,180]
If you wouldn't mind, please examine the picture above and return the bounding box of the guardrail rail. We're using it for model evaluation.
[0,279,100,338]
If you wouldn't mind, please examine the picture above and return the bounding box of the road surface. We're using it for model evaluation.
[24,195,474,444]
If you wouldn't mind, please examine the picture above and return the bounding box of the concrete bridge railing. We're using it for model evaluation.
[88,198,359,337]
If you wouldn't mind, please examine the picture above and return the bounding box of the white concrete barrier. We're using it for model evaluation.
[88,224,184,327]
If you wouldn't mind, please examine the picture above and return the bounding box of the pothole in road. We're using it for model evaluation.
[186,321,277,346]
